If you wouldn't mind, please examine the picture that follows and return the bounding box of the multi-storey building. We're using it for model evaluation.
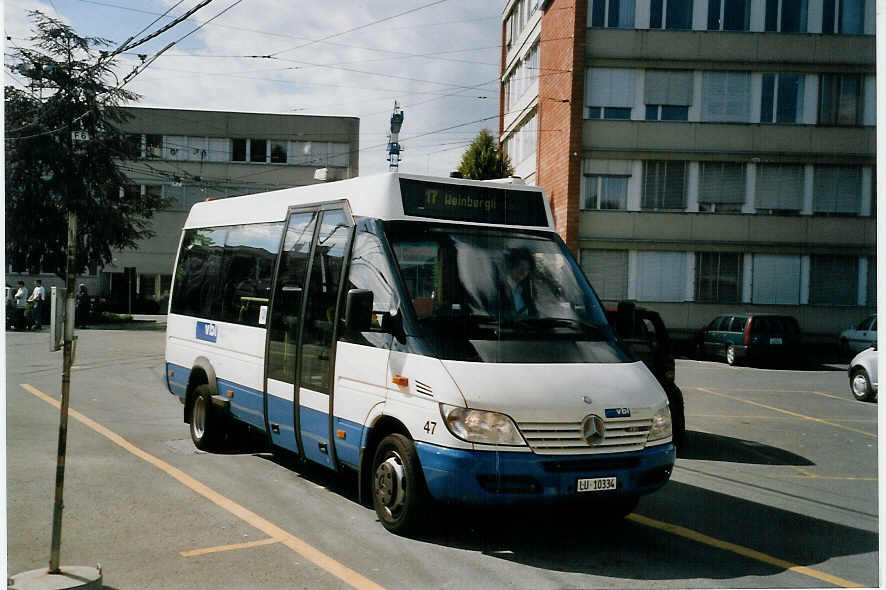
[6,107,360,313]
[499,0,875,341]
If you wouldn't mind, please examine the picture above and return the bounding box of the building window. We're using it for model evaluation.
[702,72,751,122]
[696,252,742,303]
[642,160,687,210]
[636,251,687,301]
[810,255,858,305]
[765,0,808,31]
[590,0,636,27]
[707,0,750,29]
[145,134,163,159]
[866,256,876,307]
[752,254,801,304]
[582,175,629,209]
[270,141,287,163]
[586,68,635,119]
[760,74,805,124]
[645,105,689,120]
[644,70,692,120]
[250,139,268,163]
[650,0,693,28]
[755,164,804,213]
[822,0,863,33]
[819,74,862,126]
[580,250,628,301]
[504,41,540,111]
[699,162,746,212]
[813,166,861,215]
[232,138,247,162]
[504,111,538,168]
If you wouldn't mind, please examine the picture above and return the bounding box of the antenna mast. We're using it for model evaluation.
[387,100,404,171]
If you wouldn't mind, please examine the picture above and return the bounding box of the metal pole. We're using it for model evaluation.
[48,211,77,574]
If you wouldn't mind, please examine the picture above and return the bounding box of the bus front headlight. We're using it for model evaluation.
[648,405,672,443]
[440,404,525,446]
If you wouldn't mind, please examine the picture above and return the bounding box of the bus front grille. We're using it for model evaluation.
[518,417,652,455]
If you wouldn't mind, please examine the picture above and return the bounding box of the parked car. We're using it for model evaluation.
[840,314,877,356]
[848,345,878,402]
[698,313,801,366]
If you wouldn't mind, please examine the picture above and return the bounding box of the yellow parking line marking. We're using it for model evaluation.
[789,468,877,482]
[691,387,877,439]
[628,514,865,588]
[180,538,281,557]
[20,383,386,590]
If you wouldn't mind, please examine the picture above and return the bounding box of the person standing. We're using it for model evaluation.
[30,279,46,329]
[14,281,28,307]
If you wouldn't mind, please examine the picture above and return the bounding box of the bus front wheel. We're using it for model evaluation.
[371,434,429,535]
[189,385,222,451]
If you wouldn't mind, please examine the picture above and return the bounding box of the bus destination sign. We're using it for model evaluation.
[399,179,548,227]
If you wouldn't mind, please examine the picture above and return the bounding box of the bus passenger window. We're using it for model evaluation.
[219,222,284,326]
[267,212,316,384]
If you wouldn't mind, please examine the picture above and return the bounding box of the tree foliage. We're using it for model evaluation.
[456,128,513,181]
[5,11,164,278]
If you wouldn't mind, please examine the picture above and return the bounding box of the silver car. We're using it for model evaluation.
[840,314,877,356]
[849,345,878,402]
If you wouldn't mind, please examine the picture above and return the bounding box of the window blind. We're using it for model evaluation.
[644,70,693,106]
[580,249,628,301]
[813,166,860,214]
[755,164,804,210]
[643,160,687,209]
[699,162,746,203]
[702,72,751,122]
[810,255,858,305]
[752,255,801,304]
[636,251,687,302]
[587,68,636,107]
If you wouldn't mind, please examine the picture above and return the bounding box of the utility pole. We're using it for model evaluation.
[10,31,102,590]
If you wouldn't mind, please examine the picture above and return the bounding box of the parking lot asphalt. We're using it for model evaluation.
[5,328,879,589]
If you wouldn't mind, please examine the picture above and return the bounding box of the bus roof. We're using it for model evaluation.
[182,172,555,231]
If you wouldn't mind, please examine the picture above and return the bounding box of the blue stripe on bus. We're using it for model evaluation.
[164,363,364,468]
[166,363,190,398]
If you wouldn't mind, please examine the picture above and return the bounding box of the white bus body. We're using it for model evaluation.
[164,173,675,533]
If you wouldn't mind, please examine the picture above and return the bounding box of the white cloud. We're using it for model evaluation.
[5,0,502,176]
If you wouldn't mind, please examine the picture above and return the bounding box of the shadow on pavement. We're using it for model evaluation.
[417,480,876,584]
[677,430,814,465]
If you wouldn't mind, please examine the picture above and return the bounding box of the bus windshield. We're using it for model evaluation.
[385,221,628,364]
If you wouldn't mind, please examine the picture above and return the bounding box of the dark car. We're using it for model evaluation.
[607,302,685,450]
[698,313,801,366]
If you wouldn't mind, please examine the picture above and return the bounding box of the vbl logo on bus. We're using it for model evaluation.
[196,321,217,343]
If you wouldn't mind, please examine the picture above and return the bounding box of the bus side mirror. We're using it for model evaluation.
[345,289,373,332]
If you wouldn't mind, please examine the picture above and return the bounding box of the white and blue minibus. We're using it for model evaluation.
[164,173,675,534]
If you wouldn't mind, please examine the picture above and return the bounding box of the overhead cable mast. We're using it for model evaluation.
[387,100,404,171]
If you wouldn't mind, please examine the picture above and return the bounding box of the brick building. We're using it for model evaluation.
[499,0,876,340]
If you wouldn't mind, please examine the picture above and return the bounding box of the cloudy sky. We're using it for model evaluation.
[4,0,503,177]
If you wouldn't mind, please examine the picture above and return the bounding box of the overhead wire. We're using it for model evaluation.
[268,0,451,57]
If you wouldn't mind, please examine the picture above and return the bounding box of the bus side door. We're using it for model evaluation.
[297,208,353,468]
[265,210,318,453]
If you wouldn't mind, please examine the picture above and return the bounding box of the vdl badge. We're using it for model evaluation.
[196,321,217,343]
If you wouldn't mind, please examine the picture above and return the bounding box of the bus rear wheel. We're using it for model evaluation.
[189,385,223,451]
[371,434,429,535]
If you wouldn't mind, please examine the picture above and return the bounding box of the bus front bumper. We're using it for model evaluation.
[414,441,674,504]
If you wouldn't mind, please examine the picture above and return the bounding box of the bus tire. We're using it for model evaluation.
[189,385,223,451]
[371,434,429,535]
